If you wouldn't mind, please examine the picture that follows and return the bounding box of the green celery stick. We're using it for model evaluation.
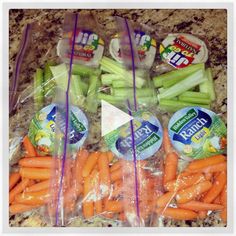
[111,88,154,98]
[178,96,211,105]
[34,68,44,111]
[101,74,123,86]
[86,74,99,113]
[158,70,206,100]
[72,64,100,77]
[112,80,132,88]
[70,75,85,107]
[97,93,124,104]
[153,63,205,88]
[43,61,56,97]
[179,91,209,99]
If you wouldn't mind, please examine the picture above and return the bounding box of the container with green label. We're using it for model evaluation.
[168,107,227,159]
[28,103,89,155]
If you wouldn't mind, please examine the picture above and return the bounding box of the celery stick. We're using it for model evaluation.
[70,75,85,107]
[72,64,100,77]
[80,80,88,94]
[162,76,186,88]
[178,96,211,105]
[159,99,210,112]
[111,88,154,98]
[179,91,209,99]
[97,93,124,104]
[101,74,123,86]
[112,80,132,88]
[158,70,206,100]
[153,63,205,88]
[44,61,56,97]
[86,75,99,113]
[100,57,145,88]
[50,63,68,91]
[34,68,44,111]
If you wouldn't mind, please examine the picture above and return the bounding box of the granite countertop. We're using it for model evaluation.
[9,9,227,227]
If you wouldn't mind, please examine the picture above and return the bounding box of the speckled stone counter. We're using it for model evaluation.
[9,9,227,227]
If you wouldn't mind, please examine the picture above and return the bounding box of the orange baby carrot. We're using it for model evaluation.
[82,152,100,178]
[178,201,224,211]
[176,181,212,204]
[9,203,42,214]
[19,157,54,168]
[20,167,51,180]
[105,200,123,213]
[163,128,172,154]
[9,178,30,204]
[163,152,178,185]
[110,161,121,172]
[110,168,122,182]
[213,195,221,204]
[220,184,227,206]
[83,175,94,219]
[186,162,227,174]
[156,191,176,208]
[198,210,207,219]
[204,172,213,181]
[9,172,21,190]
[119,212,126,221]
[22,136,37,157]
[164,173,205,192]
[72,149,89,184]
[15,189,50,205]
[187,155,226,170]
[25,180,50,192]
[98,152,111,196]
[156,207,198,220]
[203,171,227,203]
[107,151,114,163]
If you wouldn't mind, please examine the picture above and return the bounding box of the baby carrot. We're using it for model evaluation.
[110,168,122,182]
[176,181,212,204]
[156,207,198,220]
[9,203,42,214]
[119,212,126,221]
[220,184,227,206]
[83,175,94,218]
[72,149,89,184]
[203,171,227,203]
[178,201,224,211]
[15,189,50,205]
[213,195,221,204]
[20,167,51,180]
[186,162,227,174]
[163,152,178,185]
[107,151,114,163]
[9,178,30,204]
[198,210,207,219]
[164,173,205,192]
[204,172,213,181]
[105,200,123,213]
[98,152,111,196]
[25,180,50,192]
[187,155,226,170]
[9,172,21,190]
[82,152,100,178]
[110,161,121,172]
[156,191,176,208]
[95,200,103,214]
[19,157,54,168]
[163,128,172,154]
[22,136,37,157]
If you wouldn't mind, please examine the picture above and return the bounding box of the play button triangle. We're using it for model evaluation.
[101,100,134,137]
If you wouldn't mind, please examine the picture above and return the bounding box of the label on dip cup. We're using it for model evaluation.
[160,33,208,69]
[105,110,163,160]
[28,103,89,155]
[168,107,227,159]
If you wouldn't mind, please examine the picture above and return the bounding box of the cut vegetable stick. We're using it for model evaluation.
[9,172,21,190]
[107,151,114,163]
[220,208,227,223]
[156,191,176,207]
[220,184,227,206]
[198,210,207,219]
[119,212,126,221]
[95,200,103,214]
[164,173,205,192]
[15,189,50,205]
[22,136,37,157]
[186,162,227,174]
[176,181,212,204]
[9,203,42,214]
[20,167,51,180]
[82,152,100,178]
[72,149,89,184]
[63,183,83,203]
[204,172,213,181]
[203,171,227,203]
[163,152,178,185]
[110,168,122,182]
[110,161,121,172]
[187,155,226,170]
[105,200,123,213]
[83,175,94,219]
[19,157,54,168]
[156,207,198,220]
[178,201,224,211]
[163,128,172,154]
[9,178,30,204]
[98,152,111,196]
[25,180,50,192]
[213,195,221,204]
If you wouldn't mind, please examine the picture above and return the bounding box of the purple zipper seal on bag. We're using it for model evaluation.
[123,18,140,224]
[55,13,78,226]
[10,24,31,112]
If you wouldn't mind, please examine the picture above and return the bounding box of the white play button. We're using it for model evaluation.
[101,100,134,137]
